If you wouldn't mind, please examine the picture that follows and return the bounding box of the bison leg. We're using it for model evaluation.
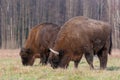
[74,54,83,68]
[40,54,48,65]
[74,60,80,68]
[29,56,35,66]
[85,52,94,69]
[97,49,108,70]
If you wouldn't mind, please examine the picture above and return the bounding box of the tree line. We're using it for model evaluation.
[0,0,120,49]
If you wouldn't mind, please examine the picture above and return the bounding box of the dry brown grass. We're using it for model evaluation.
[111,49,120,58]
[0,49,19,58]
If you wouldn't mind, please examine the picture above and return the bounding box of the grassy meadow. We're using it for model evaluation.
[0,49,120,80]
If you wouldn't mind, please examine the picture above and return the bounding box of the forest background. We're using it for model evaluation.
[0,0,120,49]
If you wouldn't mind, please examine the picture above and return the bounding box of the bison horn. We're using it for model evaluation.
[49,48,59,55]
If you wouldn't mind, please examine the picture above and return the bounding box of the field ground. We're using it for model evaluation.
[0,49,120,80]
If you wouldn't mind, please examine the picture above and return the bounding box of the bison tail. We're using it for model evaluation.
[108,34,112,55]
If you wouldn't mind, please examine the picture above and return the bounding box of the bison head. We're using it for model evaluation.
[19,48,35,66]
[48,48,63,69]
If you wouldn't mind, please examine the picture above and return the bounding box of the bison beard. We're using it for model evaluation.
[48,16,112,69]
[19,23,60,66]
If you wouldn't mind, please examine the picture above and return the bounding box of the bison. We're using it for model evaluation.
[48,16,112,69]
[19,23,60,66]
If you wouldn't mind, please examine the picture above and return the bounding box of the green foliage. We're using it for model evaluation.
[0,57,120,80]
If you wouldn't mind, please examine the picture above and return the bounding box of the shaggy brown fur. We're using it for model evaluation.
[48,16,112,69]
[19,23,60,66]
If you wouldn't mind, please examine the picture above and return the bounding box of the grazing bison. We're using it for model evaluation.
[48,16,112,69]
[19,23,60,66]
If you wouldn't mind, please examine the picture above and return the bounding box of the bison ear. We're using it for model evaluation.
[49,48,59,55]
